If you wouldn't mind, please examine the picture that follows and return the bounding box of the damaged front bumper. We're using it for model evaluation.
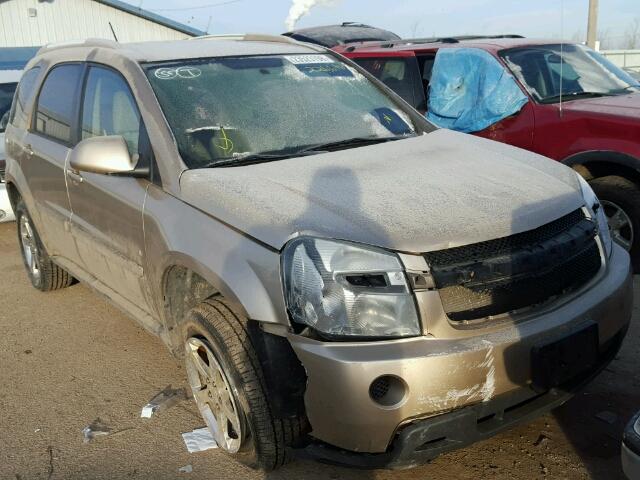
[289,244,632,466]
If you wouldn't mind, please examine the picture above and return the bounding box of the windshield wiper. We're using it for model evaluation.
[540,91,614,104]
[296,134,415,154]
[202,150,323,168]
[201,135,415,168]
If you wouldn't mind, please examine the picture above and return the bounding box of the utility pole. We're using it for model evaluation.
[587,0,599,49]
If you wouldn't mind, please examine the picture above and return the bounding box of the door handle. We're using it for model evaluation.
[67,169,84,184]
[23,144,34,157]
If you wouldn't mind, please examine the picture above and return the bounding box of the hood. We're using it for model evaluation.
[180,129,584,253]
[561,92,640,119]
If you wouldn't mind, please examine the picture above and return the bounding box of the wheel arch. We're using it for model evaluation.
[5,181,21,211]
[161,259,307,420]
[160,254,249,355]
[563,151,640,185]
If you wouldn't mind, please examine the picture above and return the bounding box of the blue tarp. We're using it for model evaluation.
[426,48,528,133]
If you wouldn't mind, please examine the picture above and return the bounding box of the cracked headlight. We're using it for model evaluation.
[578,174,612,258]
[282,237,420,339]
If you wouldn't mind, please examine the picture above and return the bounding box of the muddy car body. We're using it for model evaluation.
[4,36,633,470]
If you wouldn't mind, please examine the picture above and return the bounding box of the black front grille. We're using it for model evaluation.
[0,159,5,183]
[425,209,602,322]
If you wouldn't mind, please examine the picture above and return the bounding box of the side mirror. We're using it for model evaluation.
[70,135,145,175]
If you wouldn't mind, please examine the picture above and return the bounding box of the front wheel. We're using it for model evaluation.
[590,175,640,271]
[181,297,306,470]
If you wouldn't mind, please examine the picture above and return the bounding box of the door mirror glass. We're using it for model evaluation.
[69,135,137,174]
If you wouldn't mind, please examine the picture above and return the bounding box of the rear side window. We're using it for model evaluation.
[34,64,83,144]
[80,66,142,156]
[353,56,426,111]
[9,66,40,130]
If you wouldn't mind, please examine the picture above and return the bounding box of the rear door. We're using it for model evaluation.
[22,63,83,262]
[66,64,154,313]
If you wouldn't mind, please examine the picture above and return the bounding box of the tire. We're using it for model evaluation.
[15,199,74,291]
[590,175,640,271]
[181,297,306,471]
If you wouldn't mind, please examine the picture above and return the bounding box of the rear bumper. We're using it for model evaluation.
[622,411,640,480]
[289,244,633,457]
[0,183,15,222]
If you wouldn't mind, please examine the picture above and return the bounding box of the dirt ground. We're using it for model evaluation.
[1,220,639,480]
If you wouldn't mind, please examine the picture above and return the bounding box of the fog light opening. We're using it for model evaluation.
[369,375,407,408]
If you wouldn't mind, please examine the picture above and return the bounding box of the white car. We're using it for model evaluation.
[0,69,23,222]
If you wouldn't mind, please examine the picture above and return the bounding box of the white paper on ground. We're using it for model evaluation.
[140,405,156,418]
[182,427,218,453]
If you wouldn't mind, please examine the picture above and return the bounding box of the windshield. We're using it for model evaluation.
[0,82,18,133]
[144,54,420,168]
[501,44,640,104]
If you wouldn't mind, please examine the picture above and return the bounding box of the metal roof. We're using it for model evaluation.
[33,36,323,65]
[93,0,206,37]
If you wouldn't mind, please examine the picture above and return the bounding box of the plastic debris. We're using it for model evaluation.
[141,385,188,418]
[178,465,193,473]
[82,418,111,443]
[182,427,218,453]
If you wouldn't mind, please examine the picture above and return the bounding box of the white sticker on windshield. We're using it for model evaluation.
[154,66,202,79]
[285,54,335,65]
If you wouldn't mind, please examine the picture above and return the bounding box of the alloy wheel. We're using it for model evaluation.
[19,215,40,282]
[602,200,634,251]
[185,337,244,453]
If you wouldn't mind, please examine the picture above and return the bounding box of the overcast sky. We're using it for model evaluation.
[140,0,639,44]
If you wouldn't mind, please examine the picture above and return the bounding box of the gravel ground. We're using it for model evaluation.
[1,220,638,480]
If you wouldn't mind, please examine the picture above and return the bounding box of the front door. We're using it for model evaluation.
[66,65,153,312]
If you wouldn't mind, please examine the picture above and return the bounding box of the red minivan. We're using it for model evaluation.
[335,37,640,269]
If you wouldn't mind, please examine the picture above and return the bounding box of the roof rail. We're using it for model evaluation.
[345,34,524,51]
[190,33,302,45]
[37,38,120,55]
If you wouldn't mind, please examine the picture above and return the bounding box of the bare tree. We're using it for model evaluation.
[624,17,640,49]
[409,19,422,38]
[571,29,585,44]
[597,27,615,50]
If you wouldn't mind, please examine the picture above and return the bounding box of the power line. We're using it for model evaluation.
[148,0,243,12]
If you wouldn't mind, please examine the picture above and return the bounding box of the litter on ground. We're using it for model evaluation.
[141,385,188,418]
[82,418,111,443]
[182,427,218,453]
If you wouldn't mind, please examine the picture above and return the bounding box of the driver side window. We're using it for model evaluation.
[81,66,141,157]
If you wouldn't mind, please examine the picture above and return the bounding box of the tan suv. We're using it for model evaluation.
[3,35,633,470]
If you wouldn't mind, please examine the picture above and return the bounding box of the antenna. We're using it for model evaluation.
[559,0,564,118]
[108,22,119,42]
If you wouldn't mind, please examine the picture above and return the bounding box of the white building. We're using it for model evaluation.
[0,0,204,46]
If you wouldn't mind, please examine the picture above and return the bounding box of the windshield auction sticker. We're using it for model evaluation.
[154,66,202,79]
[284,54,335,65]
[285,55,353,78]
